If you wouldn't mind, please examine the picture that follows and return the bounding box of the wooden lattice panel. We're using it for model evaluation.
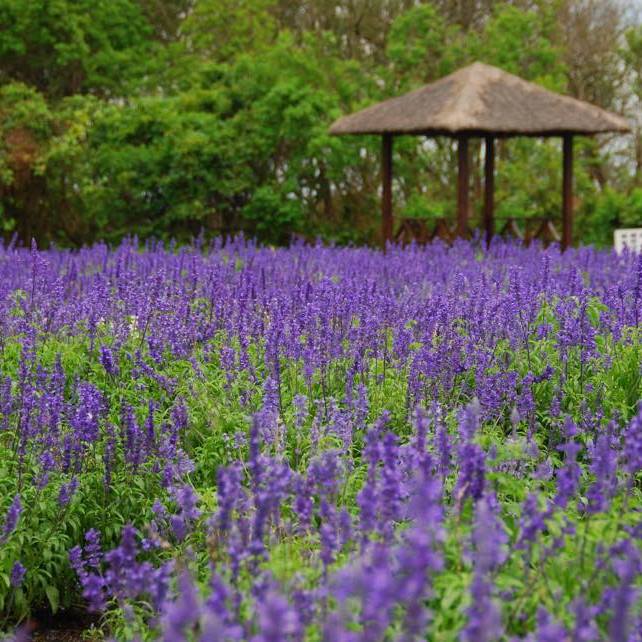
[614,228,642,254]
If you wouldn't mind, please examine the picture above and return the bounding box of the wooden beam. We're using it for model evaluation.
[381,134,393,247]
[562,134,573,251]
[483,136,495,247]
[457,136,470,237]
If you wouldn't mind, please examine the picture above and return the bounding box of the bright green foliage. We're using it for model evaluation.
[474,4,565,89]
[0,0,640,246]
[180,0,279,62]
[580,187,642,246]
[387,4,465,87]
[0,0,155,97]
[70,37,371,243]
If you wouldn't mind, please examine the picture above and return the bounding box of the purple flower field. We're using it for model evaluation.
[0,237,641,640]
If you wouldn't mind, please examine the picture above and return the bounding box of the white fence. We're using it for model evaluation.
[614,228,642,254]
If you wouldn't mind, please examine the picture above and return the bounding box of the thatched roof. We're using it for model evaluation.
[329,62,630,137]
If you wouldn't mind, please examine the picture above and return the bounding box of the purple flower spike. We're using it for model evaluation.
[99,345,119,376]
[253,588,302,642]
[10,561,26,588]
[1,495,22,543]
[161,571,201,642]
[461,574,503,642]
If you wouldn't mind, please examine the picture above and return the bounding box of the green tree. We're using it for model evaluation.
[387,4,466,87]
[622,24,642,187]
[0,0,637,247]
[0,0,156,97]
[66,34,375,244]
[474,3,565,88]
[0,83,95,242]
[179,0,279,63]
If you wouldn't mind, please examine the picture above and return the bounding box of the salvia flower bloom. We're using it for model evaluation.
[58,477,79,507]
[99,345,118,376]
[585,428,619,514]
[455,442,486,505]
[571,598,600,642]
[516,493,550,551]
[455,399,486,505]
[252,587,302,642]
[0,495,22,543]
[461,573,503,642]
[160,571,201,642]
[607,541,642,642]
[623,403,642,478]
[525,608,569,642]
[169,484,201,541]
[71,524,173,613]
[10,561,26,588]
[554,419,582,508]
[71,382,104,444]
[470,492,508,574]
[84,529,103,569]
[2,238,642,638]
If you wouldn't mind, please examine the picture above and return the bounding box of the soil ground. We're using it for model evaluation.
[24,610,101,642]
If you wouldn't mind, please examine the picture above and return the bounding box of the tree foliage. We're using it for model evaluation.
[0,0,640,247]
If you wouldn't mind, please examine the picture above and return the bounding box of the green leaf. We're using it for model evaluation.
[45,584,60,613]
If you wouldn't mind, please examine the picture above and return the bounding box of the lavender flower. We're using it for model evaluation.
[461,574,503,642]
[99,345,118,376]
[253,588,302,642]
[471,493,507,574]
[58,477,79,507]
[4,236,642,638]
[623,403,642,478]
[1,495,22,543]
[527,608,569,642]
[160,571,201,642]
[608,541,641,642]
[10,561,26,588]
[169,484,201,541]
[554,418,582,508]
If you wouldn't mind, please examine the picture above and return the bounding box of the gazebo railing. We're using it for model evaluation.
[394,215,561,246]
[499,217,561,244]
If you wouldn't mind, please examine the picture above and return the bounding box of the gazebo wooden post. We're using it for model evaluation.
[483,136,495,247]
[562,134,573,250]
[330,64,628,249]
[381,134,393,247]
[456,136,470,237]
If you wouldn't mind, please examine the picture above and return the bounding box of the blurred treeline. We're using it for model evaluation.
[1,0,642,247]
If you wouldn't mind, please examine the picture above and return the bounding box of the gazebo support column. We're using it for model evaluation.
[562,134,573,251]
[330,64,629,250]
[483,136,495,247]
[457,136,470,237]
[381,134,393,247]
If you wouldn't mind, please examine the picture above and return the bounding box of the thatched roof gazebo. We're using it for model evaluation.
[330,62,630,249]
